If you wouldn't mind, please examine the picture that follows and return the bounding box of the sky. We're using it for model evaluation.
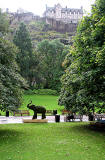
[0,0,95,16]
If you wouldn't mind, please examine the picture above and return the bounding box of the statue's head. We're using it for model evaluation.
[27,100,32,108]
[27,101,37,111]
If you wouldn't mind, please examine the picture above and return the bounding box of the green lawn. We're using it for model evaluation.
[0,122,105,160]
[0,94,64,116]
[21,94,64,114]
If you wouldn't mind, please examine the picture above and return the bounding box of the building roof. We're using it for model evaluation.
[46,4,83,14]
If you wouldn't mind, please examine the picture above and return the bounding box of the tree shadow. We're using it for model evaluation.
[0,128,23,145]
[70,122,105,135]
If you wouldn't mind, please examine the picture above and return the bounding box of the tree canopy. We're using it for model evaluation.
[0,9,9,35]
[58,0,105,114]
[0,11,25,111]
[13,23,36,87]
[37,39,69,91]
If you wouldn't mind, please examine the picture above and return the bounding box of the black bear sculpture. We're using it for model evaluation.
[27,101,46,119]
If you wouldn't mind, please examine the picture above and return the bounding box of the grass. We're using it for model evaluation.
[0,122,105,160]
[21,94,64,115]
[0,94,64,116]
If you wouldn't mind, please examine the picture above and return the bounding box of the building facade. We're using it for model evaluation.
[43,3,83,23]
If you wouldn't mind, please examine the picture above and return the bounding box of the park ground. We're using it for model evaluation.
[22,94,64,114]
[0,122,105,160]
[0,94,63,116]
[0,94,105,160]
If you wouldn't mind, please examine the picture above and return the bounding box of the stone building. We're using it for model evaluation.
[43,3,83,23]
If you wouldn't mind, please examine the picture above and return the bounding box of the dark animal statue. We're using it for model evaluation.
[27,101,46,119]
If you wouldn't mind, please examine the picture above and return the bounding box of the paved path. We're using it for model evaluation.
[0,115,89,124]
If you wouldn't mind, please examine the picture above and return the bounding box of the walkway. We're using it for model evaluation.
[0,115,89,124]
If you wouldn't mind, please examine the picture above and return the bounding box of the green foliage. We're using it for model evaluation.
[0,12,20,111]
[29,20,51,32]
[0,11,26,112]
[0,37,25,111]
[37,39,69,91]
[12,22,69,90]
[24,89,35,95]
[27,19,70,46]
[24,89,58,96]
[34,89,58,95]
[0,9,9,35]
[10,16,69,47]
[13,23,39,87]
[13,23,32,78]
[59,0,105,114]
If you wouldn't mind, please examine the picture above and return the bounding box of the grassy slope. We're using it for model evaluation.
[10,18,67,47]
[0,122,105,160]
[21,94,64,114]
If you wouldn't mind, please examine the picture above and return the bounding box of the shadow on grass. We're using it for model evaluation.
[0,128,23,145]
[70,122,105,134]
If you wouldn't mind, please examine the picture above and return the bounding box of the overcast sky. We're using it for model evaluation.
[0,0,95,16]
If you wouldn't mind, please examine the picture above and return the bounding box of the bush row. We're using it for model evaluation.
[24,89,59,96]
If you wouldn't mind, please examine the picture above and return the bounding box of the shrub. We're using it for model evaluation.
[34,89,58,95]
[24,89,58,95]
[24,90,35,95]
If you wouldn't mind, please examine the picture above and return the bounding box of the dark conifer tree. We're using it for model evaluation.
[13,23,33,82]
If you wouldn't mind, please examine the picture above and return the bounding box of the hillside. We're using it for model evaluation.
[7,11,76,47]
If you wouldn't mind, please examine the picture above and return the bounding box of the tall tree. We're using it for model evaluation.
[0,10,25,112]
[0,9,9,35]
[59,0,105,114]
[37,39,69,91]
[13,23,35,87]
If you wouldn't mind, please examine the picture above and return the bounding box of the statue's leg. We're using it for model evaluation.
[33,112,37,119]
[42,112,46,119]
[44,113,46,119]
